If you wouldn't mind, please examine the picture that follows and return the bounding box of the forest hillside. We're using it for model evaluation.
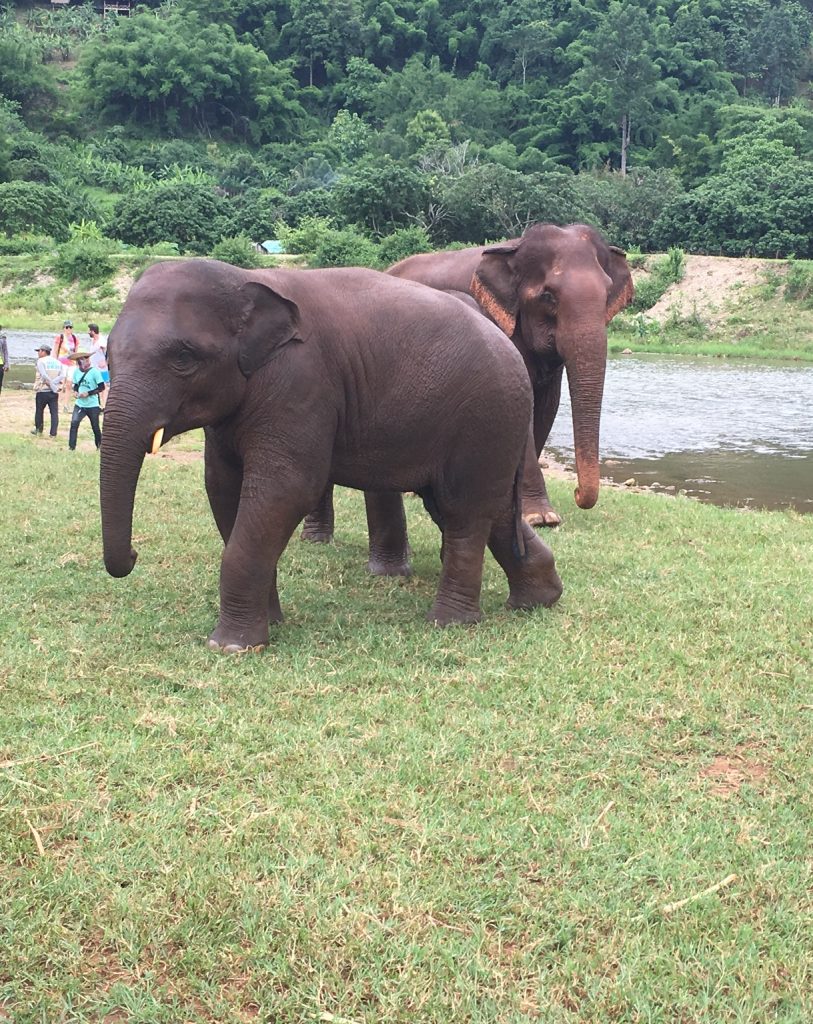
[1,0,812,261]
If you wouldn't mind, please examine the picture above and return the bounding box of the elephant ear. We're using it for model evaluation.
[471,241,522,337]
[237,281,302,377]
[605,245,635,324]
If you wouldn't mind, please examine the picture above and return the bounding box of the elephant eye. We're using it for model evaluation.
[172,344,198,372]
[538,290,557,309]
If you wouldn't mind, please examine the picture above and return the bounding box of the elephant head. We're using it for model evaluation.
[470,223,634,510]
[100,260,301,579]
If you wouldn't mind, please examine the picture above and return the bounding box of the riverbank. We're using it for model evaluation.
[2,253,812,361]
[612,254,813,361]
[1,428,810,1022]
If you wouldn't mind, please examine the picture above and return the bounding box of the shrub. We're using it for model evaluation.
[277,188,336,226]
[784,259,813,306]
[311,229,380,269]
[0,182,77,241]
[630,248,686,312]
[108,183,230,254]
[377,226,432,267]
[54,239,114,285]
[211,234,261,269]
[145,241,181,256]
[274,216,335,255]
[0,234,54,255]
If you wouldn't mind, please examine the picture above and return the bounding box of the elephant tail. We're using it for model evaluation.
[512,468,526,561]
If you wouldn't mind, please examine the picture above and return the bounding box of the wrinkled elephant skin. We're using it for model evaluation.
[100,260,563,653]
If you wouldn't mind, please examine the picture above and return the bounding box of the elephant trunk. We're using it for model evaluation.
[100,390,149,577]
[564,332,607,511]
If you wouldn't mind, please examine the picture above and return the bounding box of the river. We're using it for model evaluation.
[4,332,811,514]
[548,354,813,514]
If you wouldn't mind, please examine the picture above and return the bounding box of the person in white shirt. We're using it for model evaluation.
[31,344,65,438]
[87,323,109,409]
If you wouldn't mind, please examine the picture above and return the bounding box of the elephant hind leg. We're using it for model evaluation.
[427,518,490,626]
[301,484,335,543]
[365,491,412,576]
[489,516,563,611]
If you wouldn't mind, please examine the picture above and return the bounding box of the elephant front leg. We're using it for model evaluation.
[364,491,411,576]
[522,371,564,528]
[301,484,335,543]
[205,433,280,625]
[204,429,243,543]
[208,498,308,654]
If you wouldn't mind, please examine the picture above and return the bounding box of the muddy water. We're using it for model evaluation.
[548,354,813,514]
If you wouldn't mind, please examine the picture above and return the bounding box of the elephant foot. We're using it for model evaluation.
[300,523,333,544]
[207,621,269,654]
[367,554,412,577]
[506,535,563,611]
[522,501,562,528]
[426,602,482,627]
[207,638,267,655]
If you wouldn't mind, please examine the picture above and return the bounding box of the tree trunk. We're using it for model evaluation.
[620,112,630,176]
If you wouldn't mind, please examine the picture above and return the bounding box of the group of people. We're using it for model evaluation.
[32,320,109,450]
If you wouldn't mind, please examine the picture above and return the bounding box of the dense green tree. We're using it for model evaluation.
[570,1,680,174]
[405,109,450,153]
[332,157,429,234]
[479,0,555,87]
[437,164,581,244]
[753,1,812,105]
[76,11,310,140]
[2,0,811,259]
[227,187,287,238]
[654,133,813,257]
[0,17,56,114]
[327,109,373,163]
[0,182,80,240]
[281,0,362,86]
[572,167,684,249]
[361,0,428,66]
[108,183,231,253]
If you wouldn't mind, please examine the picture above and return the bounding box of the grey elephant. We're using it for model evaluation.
[100,259,563,653]
[389,223,635,525]
[301,223,634,571]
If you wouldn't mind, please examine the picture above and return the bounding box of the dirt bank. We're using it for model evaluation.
[641,254,781,325]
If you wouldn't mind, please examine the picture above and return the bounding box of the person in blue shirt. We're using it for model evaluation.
[67,349,105,451]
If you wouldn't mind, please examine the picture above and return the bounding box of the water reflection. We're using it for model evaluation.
[548,354,813,513]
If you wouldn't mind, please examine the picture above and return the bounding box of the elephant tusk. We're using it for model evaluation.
[149,427,165,455]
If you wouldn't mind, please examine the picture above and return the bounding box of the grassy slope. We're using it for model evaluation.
[1,433,811,1022]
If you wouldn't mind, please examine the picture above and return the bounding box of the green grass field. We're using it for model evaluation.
[1,433,811,1023]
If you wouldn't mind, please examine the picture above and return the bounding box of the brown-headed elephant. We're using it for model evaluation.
[389,223,634,525]
[100,259,563,653]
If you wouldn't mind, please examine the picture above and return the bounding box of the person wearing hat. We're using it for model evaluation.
[53,319,79,412]
[67,349,105,451]
[31,343,65,438]
[0,324,8,397]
